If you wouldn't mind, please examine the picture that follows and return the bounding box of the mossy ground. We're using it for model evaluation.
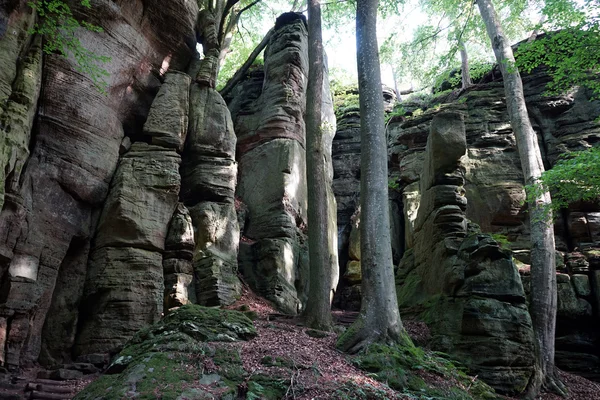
[351,343,499,400]
[75,302,503,400]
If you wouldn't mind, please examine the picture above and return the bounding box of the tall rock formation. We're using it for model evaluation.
[227,13,338,314]
[388,67,600,387]
[74,72,190,357]
[180,82,241,306]
[0,0,198,369]
[395,111,535,394]
[226,14,309,314]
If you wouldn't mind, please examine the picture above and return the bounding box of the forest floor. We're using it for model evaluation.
[5,283,600,399]
[219,285,600,399]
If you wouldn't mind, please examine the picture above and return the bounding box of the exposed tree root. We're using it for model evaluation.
[543,372,568,397]
[524,366,567,399]
[336,315,411,354]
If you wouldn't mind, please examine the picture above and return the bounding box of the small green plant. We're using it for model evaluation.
[525,146,600,222]
[490,233,510,249]
[388,178,400,192]
[332,84,360,118]
[28,0,110,93]
[385,105,406,123]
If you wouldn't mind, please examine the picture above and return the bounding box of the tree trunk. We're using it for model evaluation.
[336,0,408,354]
[458,38,472,89]
[391,65,401,100]
[476,0,564,397]
[303,0,333,331]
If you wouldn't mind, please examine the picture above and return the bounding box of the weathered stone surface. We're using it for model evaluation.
[343,260,361,284]
[227,16,317,313]
[75,247,165,356]
[164,204,195,310]
[94,143,181,251]
[75,101,184,356]
[572,274,591,297]
[420,112,467,192]
[189,201,241,306]
[0,0,198,369]
[395,112,534,394]
[557,274,592,318]
[185,84,237,160]
[0,34,42,213]
[143,72,191,151]
[182,83,241,306]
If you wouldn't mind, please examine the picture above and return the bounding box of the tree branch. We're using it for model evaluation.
[219,26,274,98]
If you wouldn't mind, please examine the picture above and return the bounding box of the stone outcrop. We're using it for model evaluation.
[76,305,257,400]
[388,68,600,381]
[181,83,241,306]
[227,14,312,314]
[73,141,182,354]
[75,70,190,357]
[395,112,535,394]
[227,14,339,314]
[0,0,197,369]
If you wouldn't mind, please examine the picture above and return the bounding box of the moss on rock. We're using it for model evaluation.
[352,343,498,399]
[76,305,257,399]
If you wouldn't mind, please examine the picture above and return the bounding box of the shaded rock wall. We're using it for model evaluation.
[331,87,400,310]
[389,70,600,383]
[0,0,198,369]
[74,79,186,356]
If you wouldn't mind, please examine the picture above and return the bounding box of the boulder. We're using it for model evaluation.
[76,305,258,400]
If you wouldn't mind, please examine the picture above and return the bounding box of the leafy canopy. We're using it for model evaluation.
[516,0,600,97]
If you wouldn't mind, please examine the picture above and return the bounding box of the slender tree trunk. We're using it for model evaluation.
[391,65,401,100]
[336,0,408,354]
[527,15,547,42]
[476,0,564,397]
[458,38,472,89]
[303,0,333,331]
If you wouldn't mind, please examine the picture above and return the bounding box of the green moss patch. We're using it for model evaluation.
[76,305,257,399]
[352,343,498,399]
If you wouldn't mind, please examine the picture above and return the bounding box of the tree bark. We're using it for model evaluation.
[303,0,333,331]
[458,38,472,89]
[336,0,408,354]
[476,0,564,397]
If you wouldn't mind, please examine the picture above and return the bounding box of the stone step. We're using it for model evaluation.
[28,391,72,400]
[27,383,72,393]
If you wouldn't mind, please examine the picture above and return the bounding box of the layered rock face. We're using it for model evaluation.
[389,71,600,382]
[395,112,535,394]
[75,72,190,357]
[0,1,198,369]
[227,14,313,314]
[181,83,241,306]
